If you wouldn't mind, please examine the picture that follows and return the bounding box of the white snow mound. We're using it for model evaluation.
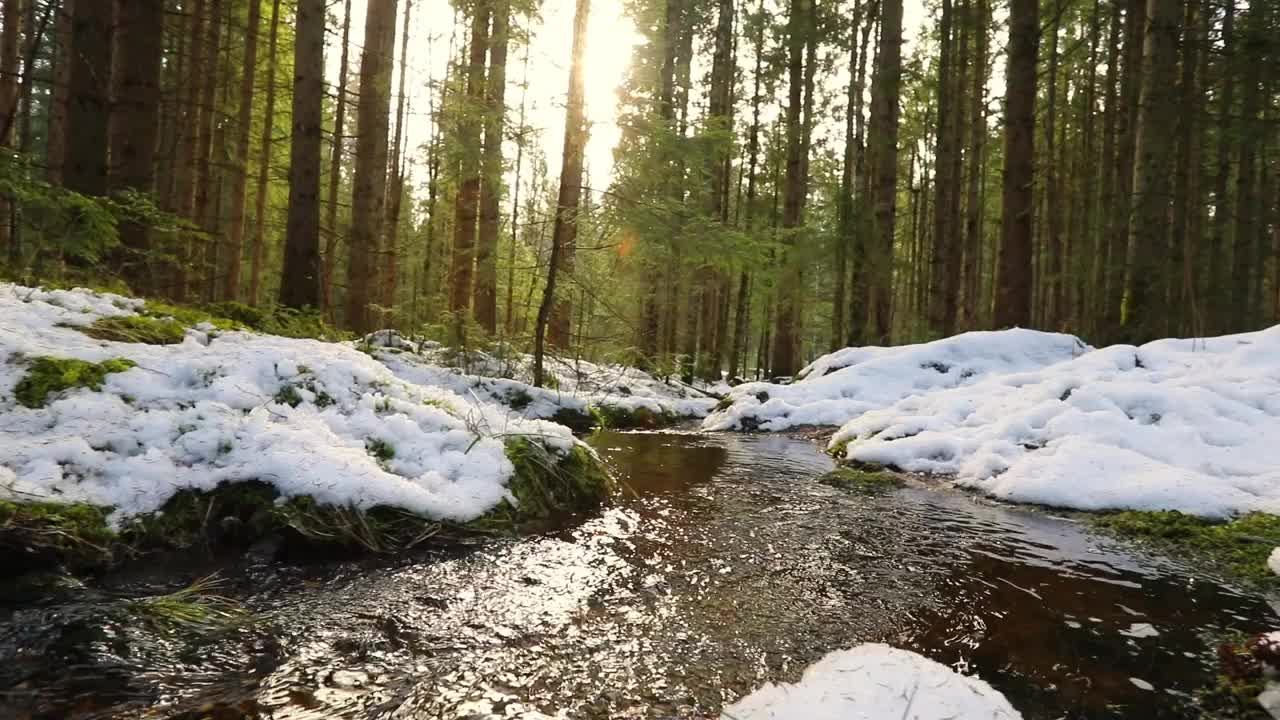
[831,327,1280,517]
[0,284,581,523]
[373,336,717,424]
[703,329,1088,431]
[722,644,1021,719]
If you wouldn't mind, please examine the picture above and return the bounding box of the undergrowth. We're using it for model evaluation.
[81,314,186,344]
[1094,510,1280,587]
[13,356,137,408]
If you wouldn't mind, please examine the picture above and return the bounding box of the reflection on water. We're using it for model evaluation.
[0,431,1273,719]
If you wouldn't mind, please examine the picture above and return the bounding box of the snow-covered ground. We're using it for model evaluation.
[722,644,1021,719]
[706,326,1280,518]
[703,329,1089,431]
[832,328,1280,517]
[370,332,719,425]
[0,284,580,524]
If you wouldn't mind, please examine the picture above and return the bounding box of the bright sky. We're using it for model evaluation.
[337,0,928,191]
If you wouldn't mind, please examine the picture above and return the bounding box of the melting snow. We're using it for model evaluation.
[0,284,580,523]
[722,644,1021,719]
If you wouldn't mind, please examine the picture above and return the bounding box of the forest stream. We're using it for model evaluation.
[2,430,1276,719]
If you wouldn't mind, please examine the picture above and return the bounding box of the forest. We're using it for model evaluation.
[2,0,1276,384]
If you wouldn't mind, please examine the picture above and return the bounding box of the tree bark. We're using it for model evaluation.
[1122,0,1180,342]
[278,0,325,309]
[867,0,904,342]
[994,0,1038,329]
[342,0,399,329]
[220,0,262,301]
[382,0,414,325]
[64,0,112,198]
[108,0,165,291]
[474,0,509,334]
[534,0,589,384]
[321,0,353,317]
[447,0,490,320]
[248,0,280,306]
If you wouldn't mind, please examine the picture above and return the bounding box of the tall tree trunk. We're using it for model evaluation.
[193,0,223,298]
[1043,13,1063,328]
[961,0,988,330]
[0,0,21,258]
[474,0,509,334]
[994,0,1038,329]
[1092,0,1122,336]
[278,0,325,309]
[45,0,72,187]
[342,0,399,330]
[382,0,414,326]
[64,0,112,197]
[504,37,529,334]
[848,0,876,343]
[447,0,490,320]
[322,0,353,317]
[170,0,206,301]
[1104,0,1145,337]
[1169,0,1201,334]
[248,0,280,306]
[769,0,810,376]
[1122,0,1180,342]
[834,1,862,350]
[109,0,165,291]
[867,0,904,343]
[1229,0,1264,332]
[534,0,589,384]
[928,0,956,337]
[220,0,262,301]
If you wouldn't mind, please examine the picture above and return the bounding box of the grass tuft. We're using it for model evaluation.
[81,315,187,344]
[126,573,251,633]
[478,438,613,531]
[0,499,115,569]
[14,356,137,408]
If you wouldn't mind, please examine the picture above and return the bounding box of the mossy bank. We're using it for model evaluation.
[1091,510,1280,589]
[0,438,613,579]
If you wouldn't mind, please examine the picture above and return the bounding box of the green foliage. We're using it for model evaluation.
[143,299,342,340]
[1094,511,1280,586]
[126,574,251,633]
[0,499,115,568]
[482,438,614,530]
[143,301,244,331]
[593,403,681,430]
[14,356,137,408]
[365,438,396,463]
[273,384,304,407]
[81,315,187,344]
[817,467,906,494]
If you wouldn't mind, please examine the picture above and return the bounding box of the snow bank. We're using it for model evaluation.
[372,336,717,424]
[703,329,1088,431]
[832,327,1280,517]
[722,644,1021,719]
[0,284,579,524]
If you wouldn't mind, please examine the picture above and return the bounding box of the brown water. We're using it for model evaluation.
[1,430,1275,719]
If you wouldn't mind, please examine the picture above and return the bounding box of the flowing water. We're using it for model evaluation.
[2,430,1275,719]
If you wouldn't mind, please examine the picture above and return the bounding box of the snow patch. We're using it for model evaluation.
[703,329,1088,431]
[0,284,580,524]
[722,644,1021,719]
[831,327,1280,517]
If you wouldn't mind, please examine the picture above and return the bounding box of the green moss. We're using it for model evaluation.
[142,301,243,331]
[14,356,137,408]
[826,438,851,459]
[551,406,597,433]
[593,404,682,430]
[713,396,734,412]
[505,388,534,411]
[366,438,396,462]
[475,438,613,531]
[817,467,905,494]
[81,315,187,344]
[273,384,304,407]
[1094,510,1280,587]
[0,500,115,572]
